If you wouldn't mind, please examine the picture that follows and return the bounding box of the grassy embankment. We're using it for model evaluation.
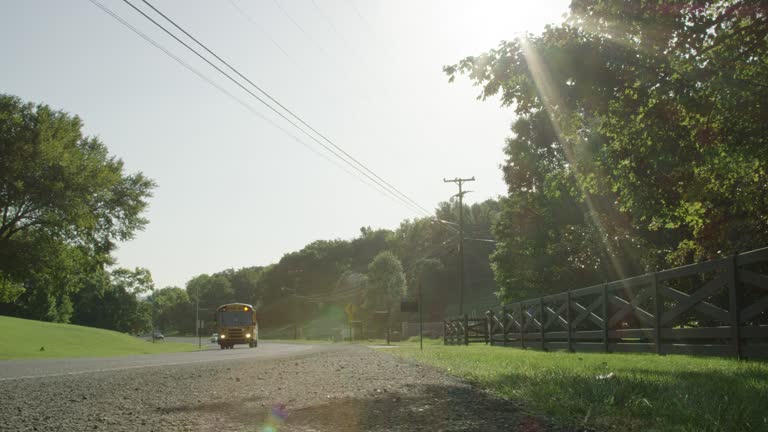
[0,315,198,360]
[390,344,768,432]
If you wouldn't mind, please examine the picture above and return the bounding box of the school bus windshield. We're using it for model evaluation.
[219,311,252,327]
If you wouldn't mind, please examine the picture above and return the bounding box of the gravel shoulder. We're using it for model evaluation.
[1,344,562,431]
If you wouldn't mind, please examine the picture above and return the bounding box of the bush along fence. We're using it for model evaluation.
[444,247,768,359]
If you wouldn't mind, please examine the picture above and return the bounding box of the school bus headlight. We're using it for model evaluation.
[219,335,226,339]
[245,333,251,338]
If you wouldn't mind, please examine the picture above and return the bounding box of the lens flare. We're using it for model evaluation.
[517,35,628,283]
[259,403,288,432]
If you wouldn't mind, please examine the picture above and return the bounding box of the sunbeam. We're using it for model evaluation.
[516,35,629,282]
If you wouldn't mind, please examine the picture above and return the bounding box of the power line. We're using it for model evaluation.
[87,0,410,211]
[135,0,431,216]
[309,0,364,64]
[270,0,333,60]
[401,234,458,274]
[118,0,427,216]
[293,286,363,303]
[346,0,372,31]
[95,0,460,235]
[134,0,462,235]
[226,0,306,74]
[138,0,437,218]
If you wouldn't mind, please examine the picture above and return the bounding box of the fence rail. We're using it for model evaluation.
[444,247,768,359]
[444,313,488,345]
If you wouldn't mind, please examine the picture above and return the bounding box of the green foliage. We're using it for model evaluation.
[149,286,192,333]
[71,267,154,334]
[0,93,155,254]
[0,94,155,325]
[364,251,406,313]
[445,1,768,302]
[187,273,234,307]
[175,203,502,332]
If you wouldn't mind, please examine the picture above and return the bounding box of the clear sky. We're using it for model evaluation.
[0,0,570,288]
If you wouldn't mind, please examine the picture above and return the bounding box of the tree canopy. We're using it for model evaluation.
[363,251,406,313]
[445,0,768,302]
[0,94,155,324]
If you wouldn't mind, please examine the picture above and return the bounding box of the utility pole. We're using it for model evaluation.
[196,283,201,350]
[443,176,475,315]
[419,280,423,352]
[151,297,155,344]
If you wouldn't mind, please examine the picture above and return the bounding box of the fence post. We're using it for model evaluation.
[652,272,663,355]
[602,283,610,353]
[485,310,492,345]
[539,297,546,351]
[566,290,573,353]
[485,314,490,344]
[501,306,509,346]
[451,319,456,345]
[520,303,526,349]
[463,314,469,346]
[443,320,447,345]
[728,253,742,360]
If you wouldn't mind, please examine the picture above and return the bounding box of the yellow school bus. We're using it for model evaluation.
[214,303,258,349]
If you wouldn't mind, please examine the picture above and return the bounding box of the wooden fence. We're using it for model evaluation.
[444,312,488,345]
[444,247,768,359]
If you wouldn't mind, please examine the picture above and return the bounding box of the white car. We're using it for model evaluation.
[211,333,219,343]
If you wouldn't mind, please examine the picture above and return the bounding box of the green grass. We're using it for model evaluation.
[0,315,198,360]
[390,344,768,432]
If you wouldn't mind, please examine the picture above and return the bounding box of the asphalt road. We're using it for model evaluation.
[0,341,312,381]
[0,343,562,431]
[141,335,220,347]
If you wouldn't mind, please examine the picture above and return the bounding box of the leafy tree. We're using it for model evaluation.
[364,251,406,313]
[10,235,93,322]
[71,267,154,333]
[110,267,154,294]
[150,286,192,333]
[227,267,263,307]
[186,273,234,309]
[0,94,155,320]
[445,0,768,301]
[0,94,155,255]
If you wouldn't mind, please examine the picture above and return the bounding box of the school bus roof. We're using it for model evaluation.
[217,303,255,312]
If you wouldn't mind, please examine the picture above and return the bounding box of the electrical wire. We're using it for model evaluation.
[116,0,427,216]
[87,0,412,211]
[346,0,372,32]
[226,0,306,74]
[309,0,364,63]
[92,0,460,233]
[138,0,440,220]
[270,0,333,60]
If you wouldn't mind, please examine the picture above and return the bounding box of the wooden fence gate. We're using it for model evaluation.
[444,312,489,345]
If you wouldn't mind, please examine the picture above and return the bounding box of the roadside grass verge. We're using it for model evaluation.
[389,344,768,432]
[0,315,198,360]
